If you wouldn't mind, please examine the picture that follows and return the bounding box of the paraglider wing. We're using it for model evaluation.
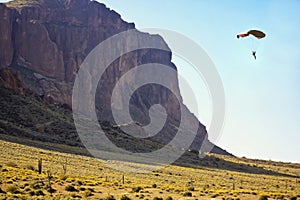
[236,29,266,60]
[237,32,249,39]
[247,30,266,39]
[237,30,266,39]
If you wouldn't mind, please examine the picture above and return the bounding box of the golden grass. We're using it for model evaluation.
[0,139,299,200]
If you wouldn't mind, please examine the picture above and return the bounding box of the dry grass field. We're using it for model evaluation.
[0,137,299,200]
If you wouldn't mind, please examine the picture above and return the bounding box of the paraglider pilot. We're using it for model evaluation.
[237,29,266,60]
[252,51,256,60]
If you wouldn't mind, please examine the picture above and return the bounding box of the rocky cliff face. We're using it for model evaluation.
[0,68,24,94]
[0,4,14,68]
[1,0,136,105]
[0,0,228,154]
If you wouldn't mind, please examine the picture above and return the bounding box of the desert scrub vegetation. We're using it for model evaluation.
[6,185,20,194]
[65,185,77,192]
[132,186,143,193]
[0,139,300,199]
[120,195,131,200]
[0,87,80,148]
[259,195,269,200]
[182,191,192,197]
[101,195,116,200]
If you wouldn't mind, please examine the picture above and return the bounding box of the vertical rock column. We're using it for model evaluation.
[0,4,14,68]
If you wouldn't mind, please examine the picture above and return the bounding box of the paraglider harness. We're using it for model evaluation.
[237,29,266,60]
[252,51,256,60]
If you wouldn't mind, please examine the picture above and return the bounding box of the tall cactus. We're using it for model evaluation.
[38,158,42,174]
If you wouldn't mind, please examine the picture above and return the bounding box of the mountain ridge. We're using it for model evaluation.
[0,0,230,157]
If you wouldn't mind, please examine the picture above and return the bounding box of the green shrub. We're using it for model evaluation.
[121,195,131,200]
[28,190,35,196]
[259,195,268,200]
[166,197,173,200]
[31,181,44,189]
[153,197,163,200]
[152,183,157,188]
[47,187,56,193]
[104,195,116,200]
[290,197,297,200]
[65,185,77,192]
[25,165,35,171]
[187,186,194,191]
[35,189,44,196]
[132,186,142,193]
[71,193,81,198]
[0,187,5,194]
[84,190,93,197]
[59,175,68,180]
[276,195,285,200]
[6,162,17,168]
[183,191,192,197]
[6,185,20,194]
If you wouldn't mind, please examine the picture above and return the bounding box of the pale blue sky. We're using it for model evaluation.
[97,0,300,162]
[1,0,300,163]
[96,0,300,163]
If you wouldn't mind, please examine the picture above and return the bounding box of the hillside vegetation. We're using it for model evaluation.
[0,86,300,199]
[0,138,300,200]
[0,87,166,153]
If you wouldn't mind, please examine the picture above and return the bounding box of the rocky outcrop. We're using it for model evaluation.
[0,68,24,94]
[14,6,65,81]
[0,4,14,68]
[1,0,136,105]
[0,0,229,155]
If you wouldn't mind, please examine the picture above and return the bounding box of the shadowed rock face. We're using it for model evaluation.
[0,68,24,94]
[0,0,229,155]
[0,4,14,68]
[1,0,136,105]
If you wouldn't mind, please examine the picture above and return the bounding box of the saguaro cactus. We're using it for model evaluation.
[38,158,42,174]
